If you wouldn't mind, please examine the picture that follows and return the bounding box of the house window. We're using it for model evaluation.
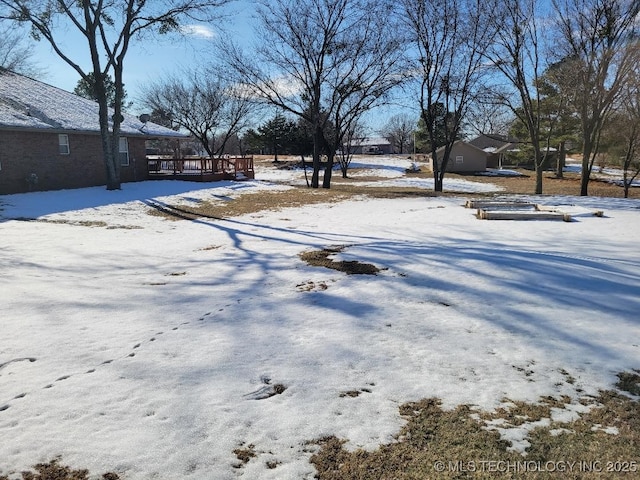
[58,134,70,155]
[455,155,464,164]
[119,137,129,166]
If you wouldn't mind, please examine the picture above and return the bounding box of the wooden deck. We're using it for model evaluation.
[147,156,255,182]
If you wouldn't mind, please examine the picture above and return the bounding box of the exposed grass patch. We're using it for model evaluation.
[233,443,257,464]
[339,388,372,398]
[15,218,110,227]
[299,246,380,275]
[0,458,119,480]
[297,280,330,292]
[198,244,222,251]
[475,395,570,427]
[147,187,355,221]
[311,377,640,480]
[266,459,280,469]
[616,370,640,396]
[456,169,639,198]
[559,368,577,385]
[13,218,142,229]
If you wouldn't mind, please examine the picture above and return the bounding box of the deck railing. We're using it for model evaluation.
[147,155,254,179]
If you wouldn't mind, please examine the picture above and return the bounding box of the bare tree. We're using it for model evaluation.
[336,119,366,178]
[552,0,640,196]
[466,99,513,139]
[220,0,405,188]
[381,113,416,155]
[604,63,640,198]
[0,0,230,190]
[483,0,556,194]
[141,68,254,158]
[0,21,41,76]
[403,0,494,192]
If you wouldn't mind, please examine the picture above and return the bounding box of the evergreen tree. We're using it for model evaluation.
[74,72,131,111]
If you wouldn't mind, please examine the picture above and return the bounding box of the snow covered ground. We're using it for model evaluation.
[1,156,639,479]
[565,161,640,187]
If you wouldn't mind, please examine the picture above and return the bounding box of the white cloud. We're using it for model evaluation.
[180,24,216,39]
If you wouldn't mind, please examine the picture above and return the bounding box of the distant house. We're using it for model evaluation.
[426,140,489,173]
[348,137,394,155]
[468,134,519,168]
[0,69,186,195]
[469,134,560,169]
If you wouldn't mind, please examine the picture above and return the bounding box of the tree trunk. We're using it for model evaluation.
[101,132,120,190]
[95,82,121,191]
[311,126,323,188]
[301,155,310,187]
[431,149,442,192]
[322,153,334,189]
[83,8,121,191]
[579,139,595,196]
[535,164,543,194]
[580,155,590,196]
[556,141,565,178]
[434,171,443,192]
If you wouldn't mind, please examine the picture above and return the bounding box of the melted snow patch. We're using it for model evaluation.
[591,424,620,435]
[485,402,596,455]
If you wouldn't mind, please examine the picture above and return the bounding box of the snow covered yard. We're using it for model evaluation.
[1,158,639,479]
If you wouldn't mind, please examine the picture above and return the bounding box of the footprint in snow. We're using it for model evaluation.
[243,376,287,400]
[243,384,287,400]
[2,312,218,413]
[0,357,37,373]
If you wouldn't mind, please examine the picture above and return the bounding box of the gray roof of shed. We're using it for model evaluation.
[434,140,488,155]
[0,69,185,138]
[352,136,392,147]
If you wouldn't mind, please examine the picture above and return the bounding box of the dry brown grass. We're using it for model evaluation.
[148,163,637,223]
[311,385,640,480]
[299,245,381,275]
[0,459,119,480]
[147,187,357,220]
[453,170,640,198]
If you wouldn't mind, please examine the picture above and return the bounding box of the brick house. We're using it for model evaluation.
[0,69,186,195]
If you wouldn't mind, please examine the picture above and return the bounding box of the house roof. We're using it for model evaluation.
[0,69,185,138]
[352,136,392,147]
[469,134,518,152]
[434,140,488,155]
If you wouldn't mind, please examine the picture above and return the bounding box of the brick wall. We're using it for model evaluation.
[0,130,149,195]
[121,137,150,184]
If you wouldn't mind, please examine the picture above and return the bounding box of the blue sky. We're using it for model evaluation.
[28,2,252,109]
[24,1,406,133]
